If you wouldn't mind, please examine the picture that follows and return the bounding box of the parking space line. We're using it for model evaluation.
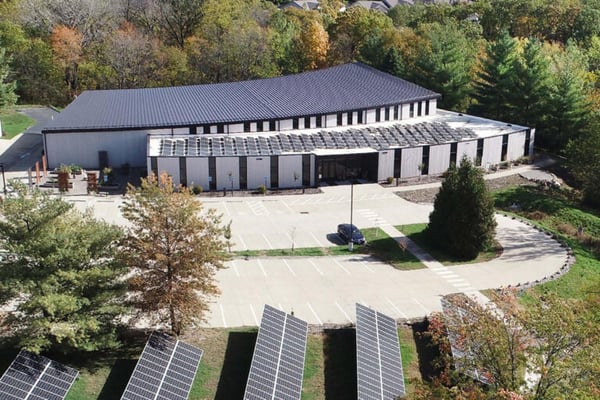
[283,259,296,277]
[386,298,408,319]
[249,304,259,326]
[308,259,324,275]
[453,282,471,287]
[257,259,268,277]
[309,232,324,247]
[262,234,273,249]
[231,260,240,277]
[411,298,430,314]
[360,261,374,272]
[335,301,353,323]
[222,202,232,219]
[237,235,248,251]
[333,259,351,275]
[219,304,227,327]
[280,200,295,213]
[307,302,323,325]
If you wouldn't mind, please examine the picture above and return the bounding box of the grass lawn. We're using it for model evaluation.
[397,223,502,265]
[54,326,419,399]
[234,228,424,270]
[0,109,35,139]
[493,185,600,301]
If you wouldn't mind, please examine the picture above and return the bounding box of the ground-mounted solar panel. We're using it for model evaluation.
[355,303,406,400]
[121,331,203,400]
[0,350,78,400]
[244,304,308,400]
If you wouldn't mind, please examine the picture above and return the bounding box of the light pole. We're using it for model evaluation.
[348,181,354,251]
[0,163,6,196]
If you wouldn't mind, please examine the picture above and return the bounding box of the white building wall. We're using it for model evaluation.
[278,155,303,188]
[186,158,209,189]
[280,119,293,130]
[400,147,422,178]
[45,130,149,169]
[247,156,271,189]
[401,104,410,120]
[352,112,358,124]
[171,127,188,134]
[341,113,348,126]
[366,109,376,123]
[250,122,257,132]
[429,99,437,115]
[377,150,394,180]
[215,157,240,190]
[429,144,451,175]
[156,158,179,184]
[457,140,477,163]
[326,114,337,127]
[507,131,526,161]
[228,123,244,133]
[482,136,503,167]
[310,117,317,129]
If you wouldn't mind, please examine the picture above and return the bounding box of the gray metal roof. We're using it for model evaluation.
[149,121,476,157]
[43,63,439,133]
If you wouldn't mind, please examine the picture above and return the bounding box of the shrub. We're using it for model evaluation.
[526,210,547,220]
[192,185,203,195]
[58,164,71,174]
[257,185,267,194]
[556,222,577,236]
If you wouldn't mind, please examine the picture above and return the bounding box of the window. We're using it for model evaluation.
[337,112,343,126]
[293,118,299,129]
[269,120,276,131]
[302,154,311,187]
[425,100,430,115]
[417,102,422,117]
[421,146,430,175]
[257,121,263,132]
[501,134,509,161]
[394,105,399,120]
[179,157,187,186]
[189,126,197,135]
[239,157,247,189]
[394,149,402,178]
[270,156,278,188]
[217,124,225,134]
[208,157,216,190]
[385,107,390,121]
[316,116,322,128]
[243,121,251,133]
[357,111,363,124]
[305,116,311,128]
[476,139,484,166]
[375,108,381,122]
[348,112,353,125]
[409,103,414,118]
[450,142,458,166]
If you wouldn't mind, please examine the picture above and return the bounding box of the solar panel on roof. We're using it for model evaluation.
[0,350,78,400]
[355,303,406,400]
[121,331,203,400]
[244,304,308,400]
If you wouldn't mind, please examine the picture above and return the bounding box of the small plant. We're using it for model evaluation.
[386,176,394,185]
[58,164,72,174]
[70,164,82,174]
[102,166,113,184]
[192,184,203,195]
[257,185,267,194]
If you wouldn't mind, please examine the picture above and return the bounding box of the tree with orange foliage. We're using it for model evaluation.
[50,24,82,97]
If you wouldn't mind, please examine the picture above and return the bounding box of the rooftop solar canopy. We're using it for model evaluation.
[0,350,78,400]
[355,303,406,400]
[121,331,203,400]
[43,63,439,133]
[244,304,308,400]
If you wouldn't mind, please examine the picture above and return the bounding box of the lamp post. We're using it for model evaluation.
[0,163,6,196]
[348,181,354,251]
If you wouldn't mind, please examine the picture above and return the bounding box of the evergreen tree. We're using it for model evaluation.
[119,172,229,335]
[566,121,600,208]
[0,47,17,108]
[541,42,592,152]
[411,22,477,112]
[509,38,552,128]
[0,183,127,354]
[427,157,496,260]
[470,32,518,121]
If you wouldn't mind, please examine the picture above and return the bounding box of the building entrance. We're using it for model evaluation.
[317,153,378,183]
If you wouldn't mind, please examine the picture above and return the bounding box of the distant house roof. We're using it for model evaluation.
[349,1,390,12]
[43,62,439,133]
[280,0,320,10]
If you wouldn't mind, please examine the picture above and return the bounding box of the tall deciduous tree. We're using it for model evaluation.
[470,32,519,121]
[50,25,83,97]
[0,182,127,354]
[567,121,600,207]
[0,47,17,108]
[120,172,228,335]
[427,157,496,259]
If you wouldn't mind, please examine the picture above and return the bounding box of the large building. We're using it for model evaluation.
[42,63,533,190]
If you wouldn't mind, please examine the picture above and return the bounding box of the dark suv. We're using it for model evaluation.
[337,223,366,245]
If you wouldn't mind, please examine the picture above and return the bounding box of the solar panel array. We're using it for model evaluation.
[440,295,492,385]
[121,331,203,400]
[355,303,406,400]
[0,350,78,400]
[154,121,478,157]
[244,304,308,400]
